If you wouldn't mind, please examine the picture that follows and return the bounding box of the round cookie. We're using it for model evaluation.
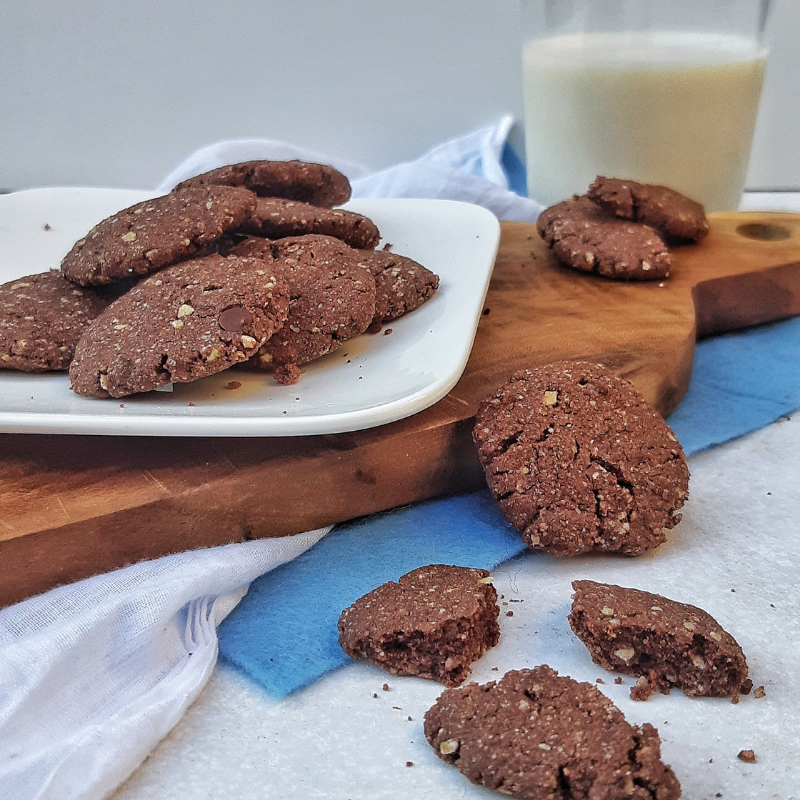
[537,196,671,280]
[174,159,351,208]
[0,271,115,372]
[588,176,709,242]
[230,235,376,385]
[355,249,440,328]
[338,564,500,687]
[472,361,689,557]
[569,580,748,700]
[61,186,257,286]
[424,665,681,800]
[238,197,381,250]
[69,254,290,398]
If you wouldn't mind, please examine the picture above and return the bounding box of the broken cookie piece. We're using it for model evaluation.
[473,361,689,557]
[338,564,500,687]
[424,665,681,800]
[569,580,749,699]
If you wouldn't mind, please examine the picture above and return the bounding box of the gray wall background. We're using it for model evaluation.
[1,0,797,192]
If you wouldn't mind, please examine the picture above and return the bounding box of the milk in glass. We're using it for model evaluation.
[522,33,767,211]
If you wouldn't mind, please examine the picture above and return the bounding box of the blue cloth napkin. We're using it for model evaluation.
[217,122,800,698]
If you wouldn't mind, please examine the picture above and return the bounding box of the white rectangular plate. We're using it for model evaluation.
[0,189,500,436]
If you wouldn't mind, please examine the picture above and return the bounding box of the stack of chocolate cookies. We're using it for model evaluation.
[0,159,439,396]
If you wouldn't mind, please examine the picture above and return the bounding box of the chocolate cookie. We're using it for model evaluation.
[424,665,681,800]
[537,196,671,280]
[69,254,289,398]
[0,271,115,372]
[230,235,375,384]
[238,197,381,250]
[61,186,257,286]
[473,361,689,557]
[588,177,709,242]
[174,159,351,208]
[355,250,439,327]
[338,565,500,687]
[569,580,749,700]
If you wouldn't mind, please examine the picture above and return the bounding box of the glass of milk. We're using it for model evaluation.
[521,0,771,211]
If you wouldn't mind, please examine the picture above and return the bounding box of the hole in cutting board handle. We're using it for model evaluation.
[735,222,792,241]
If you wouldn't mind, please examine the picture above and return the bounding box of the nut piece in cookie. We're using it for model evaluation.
[338,564,500,687]
[569,580,748,700]
[537,196,671,280]
[0,271,116,372]
[174,159,351,208]
[237,198,380,250]
[424,665,681,800]
[473,361,689,557]
[69,254,289,398]
[588,176,709,242]
[61,186,257,286]
[231,235,376,384]
[355,249,440,328]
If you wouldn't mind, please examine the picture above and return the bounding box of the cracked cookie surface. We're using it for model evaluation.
[588,177,709,242]
[472,361,689,557]
[0,271,116,372]
[69,254,289,398]
[537,196,671,280]
[424,665,681,800]
[174,159,351,208]
[238,197,380,250]
[569,580,748,700]
[230,235,375,384]
[338,564,500,687]
[61,186,257,286]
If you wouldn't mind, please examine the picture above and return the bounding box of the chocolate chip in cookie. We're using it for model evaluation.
[338,564,500,687]
[0,271,116,372]
[537,196,671,280]
[61,186,258,286]
[569,580,749,700]
[473,361,689,557]
[174,159,351,208]
[69,253,289,398]
[424,665,681,800]
[588,176,709,242]
[238,198,380,250]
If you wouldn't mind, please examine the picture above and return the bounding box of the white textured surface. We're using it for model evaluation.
[113,412,800,800]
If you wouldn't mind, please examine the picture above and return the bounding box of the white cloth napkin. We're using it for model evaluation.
[0,115,537,800]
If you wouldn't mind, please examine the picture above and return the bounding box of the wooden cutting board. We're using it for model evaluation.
[1,210,799,608]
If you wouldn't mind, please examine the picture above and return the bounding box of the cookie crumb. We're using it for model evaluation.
[44,223,51,231]
[226,381,242,390]
[383,683,389,692]
[754,685,766,699]
[373,693,378,699]
[614,677,623,685]
[188,401,195,407]
[119,403,124,408]
[383,328,393,335]
[740,679,753,695]
[408,716,412,721]
[738,749,756,763]
[506,611,514,617]
[405,761,413,767]
[731,694,740,704]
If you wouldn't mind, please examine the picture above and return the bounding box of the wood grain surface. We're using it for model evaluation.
[1,211,799,608]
